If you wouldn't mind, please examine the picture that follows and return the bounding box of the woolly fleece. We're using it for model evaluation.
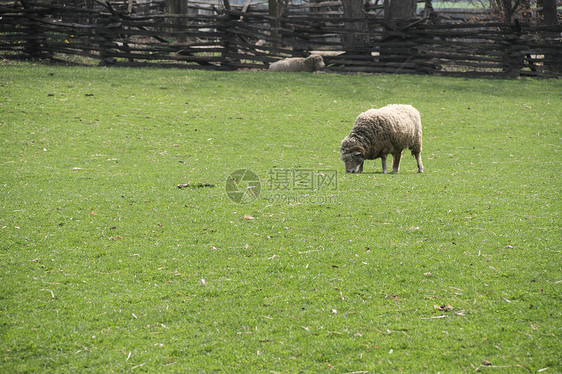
[340,104,424,173]
[268,55,325,72]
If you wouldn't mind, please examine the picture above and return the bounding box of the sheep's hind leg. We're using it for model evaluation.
[414,152,424,173]
[381,155,388,173]
[390,152,402,173]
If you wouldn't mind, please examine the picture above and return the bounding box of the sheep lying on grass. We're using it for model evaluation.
[268,55,325,72]
[340,104,424,174]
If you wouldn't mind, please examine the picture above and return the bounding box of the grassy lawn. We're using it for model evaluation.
[0,63,560,372]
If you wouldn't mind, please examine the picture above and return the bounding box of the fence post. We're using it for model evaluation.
[20,1,49,60]
[216,7,237,70]
[542,26,562,75]
[501,21,525,78]
[96,13,119,65]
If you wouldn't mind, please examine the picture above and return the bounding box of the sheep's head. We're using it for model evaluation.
[340,144,365,173]
[305,55,325,72]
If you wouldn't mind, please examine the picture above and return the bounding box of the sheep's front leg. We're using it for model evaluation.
[381,155,387,174]
[391,152,402,173]
[357,161,364,173]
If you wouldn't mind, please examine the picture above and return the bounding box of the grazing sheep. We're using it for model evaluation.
[340,104,424,174]
[268,55,325,72]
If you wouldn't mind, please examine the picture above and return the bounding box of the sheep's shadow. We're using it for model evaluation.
[347,171,419,175]
[344,171,389,175]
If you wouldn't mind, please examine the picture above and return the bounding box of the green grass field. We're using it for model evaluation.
[1,63,560,372]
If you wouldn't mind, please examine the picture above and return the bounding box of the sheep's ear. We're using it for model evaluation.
[354,151,363,157]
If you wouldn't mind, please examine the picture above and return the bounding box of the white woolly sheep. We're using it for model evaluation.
[268,55,325,72]
[340,104,424,174]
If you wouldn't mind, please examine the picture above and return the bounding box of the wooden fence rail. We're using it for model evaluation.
[1,0,560,77]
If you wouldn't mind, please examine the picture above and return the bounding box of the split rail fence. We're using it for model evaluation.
[1,0,560,77]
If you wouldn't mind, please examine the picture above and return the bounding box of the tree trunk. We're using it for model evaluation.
[166,0,188,42]
[384,0,417,21]
[538,0,558,25]
[380,0,419,71]
[537,0,560,74]
[342,0,368,52]
[269,0,280,48]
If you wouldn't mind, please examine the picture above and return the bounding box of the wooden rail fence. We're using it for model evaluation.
[1,0,560,77]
